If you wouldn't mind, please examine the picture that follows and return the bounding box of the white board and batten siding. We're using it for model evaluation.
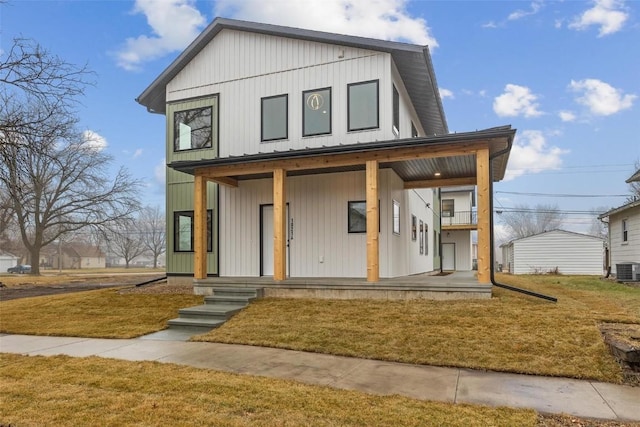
[219,169,434,278]
[507,230,604,275]
[166,28,410,158]
[441,230,473,271]
[608,206,640,275]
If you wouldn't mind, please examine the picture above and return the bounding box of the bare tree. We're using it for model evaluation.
[626,160,640,202]
[497,204,566,240]
[588,206,609,239]
[138,205,166,268]
[0,129,141,275]
[0,38,93,144]
[102,221,147,268]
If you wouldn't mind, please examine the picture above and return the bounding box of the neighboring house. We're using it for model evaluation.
[599,169,640,279]
[136,18,515,286]
[0,251,20,272]
[42,242,106,270]
[500,230,605,275]
[440,186,476,271]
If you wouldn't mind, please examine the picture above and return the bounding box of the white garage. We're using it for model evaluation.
[501,230,605,275]
[0,251,19,273]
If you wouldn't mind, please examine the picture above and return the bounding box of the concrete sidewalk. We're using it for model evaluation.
[1,332,639,422]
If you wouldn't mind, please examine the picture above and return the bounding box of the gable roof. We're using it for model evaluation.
[626,169,640,183]
[136,17,447,135]
[502,229,604,246]
[599,199,640,219]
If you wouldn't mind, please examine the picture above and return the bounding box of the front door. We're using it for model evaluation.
[442,243,456,271]
[260,204,289,276]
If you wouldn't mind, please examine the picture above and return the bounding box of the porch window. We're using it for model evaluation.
[442,199,454,217]
[261,94,288,141]
[622,219,628,243]
[174,106,212,151]
[392,85,400,135]
[303,87,331,136]
[174,210,213,252]
[348,80,379,131]
[348,201,366,233]
[392,200,400,235]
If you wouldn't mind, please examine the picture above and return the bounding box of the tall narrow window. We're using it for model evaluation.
[419,221,424,254]
[392,200,400,235]
[174,107,212,151]
[622,219,628,242]
[261,94,288,141]
[174,210,213,252]
[392,85,400,135]
[303,87,331,136]
[348,80,379,131]
[424,224,429,255]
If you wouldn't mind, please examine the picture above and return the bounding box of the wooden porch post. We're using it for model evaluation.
[366,160,379,282]
[476,147,491,284]
[194,174,207,280]
[273,168,287,281]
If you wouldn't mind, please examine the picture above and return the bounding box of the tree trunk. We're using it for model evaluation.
[29,247,41,275]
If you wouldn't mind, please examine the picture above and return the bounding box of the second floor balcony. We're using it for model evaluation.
[441,210,477,230]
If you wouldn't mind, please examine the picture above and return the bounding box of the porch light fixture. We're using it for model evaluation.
[434,172,441,177]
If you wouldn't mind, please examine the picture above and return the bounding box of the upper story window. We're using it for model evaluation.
[261,94,288,142]
[303,87,331,136]
[348,80,379,131]
[392,85,400,135]
[442,199,454,217]
[622,219,628,243]
[174,106,212,151]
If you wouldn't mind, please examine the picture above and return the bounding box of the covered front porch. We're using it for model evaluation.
[170,126,515,292]
[194,271,490,300]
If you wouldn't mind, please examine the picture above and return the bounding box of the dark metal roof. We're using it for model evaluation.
[168,126,515,183]
[136,17,447,135]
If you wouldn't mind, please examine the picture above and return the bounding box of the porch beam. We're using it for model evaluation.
[404,176,476,189]
[366,160,379,282]
[475,147,491,284]
[197,141,487,179]
[208,176,238,188]
[193,174,208,280]
[273,168,287,281]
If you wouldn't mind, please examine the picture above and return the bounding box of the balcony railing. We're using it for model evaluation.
[441,210,477,227]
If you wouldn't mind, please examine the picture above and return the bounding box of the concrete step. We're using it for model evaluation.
[178,304,244,320]
[168,287,263,332]
[211,287,264,299]
[204,295,258,305]
[167,317,225,330]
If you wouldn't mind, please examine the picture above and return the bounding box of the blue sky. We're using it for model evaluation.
[2,0,639,234]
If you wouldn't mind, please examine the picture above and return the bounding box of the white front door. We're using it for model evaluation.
[261,205,289,276]
[442,243,456,271]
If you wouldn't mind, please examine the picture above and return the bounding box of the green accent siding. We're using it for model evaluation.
[165,95,220,276]
[166,96,219,163]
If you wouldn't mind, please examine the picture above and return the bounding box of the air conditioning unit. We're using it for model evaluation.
[616,263,640,281]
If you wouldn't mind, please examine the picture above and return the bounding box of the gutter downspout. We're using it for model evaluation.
[488,143,557,303]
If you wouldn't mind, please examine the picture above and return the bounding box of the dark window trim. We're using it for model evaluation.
[302,87,332,137]
[173,105,214,152]
[348,200,380,234]
[347,79,379,132]
[393,85,400,134]
[261,94,289,142]
[174,210,213,253]
[442,199,455,217]
[622,219,628,242]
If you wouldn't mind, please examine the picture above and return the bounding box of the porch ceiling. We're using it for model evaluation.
[168,126,515,187]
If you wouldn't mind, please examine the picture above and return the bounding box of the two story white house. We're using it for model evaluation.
[136,18,515,291]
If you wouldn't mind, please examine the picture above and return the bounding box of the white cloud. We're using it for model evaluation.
[558,110,577,122]
[214,0,437,47]
[569,0,628,37]
[439,88,454,100]
[81,130,108,151]
[115,0,206,71]
[504,130,569,181]
[133,148,144,159]
[482,21,498,29]
[493,84,543,118]
[508,1,543,21]
[569,78,636,116]
[554,19,564,29]
[154,158,166,184]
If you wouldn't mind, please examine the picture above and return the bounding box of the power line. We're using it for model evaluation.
[496,191,628,198]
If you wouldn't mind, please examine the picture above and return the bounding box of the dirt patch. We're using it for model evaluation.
[0,275,167,301]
